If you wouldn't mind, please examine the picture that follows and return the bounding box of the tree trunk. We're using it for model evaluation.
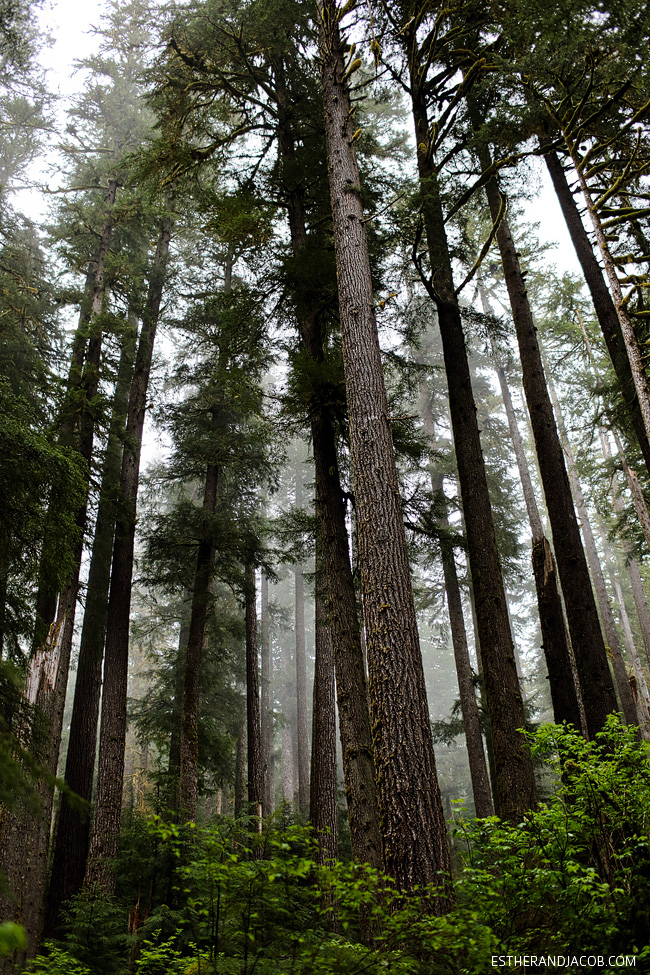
[628,558,650,669]
[260,571,273,816]
[318,1,450,897]
[31,179,119,654]
[245,564,264,835]
[474,141,619,735]
[274,63,382,868]
[178,460,218,822]
[569,156,650,450]
[234,699,246,818]
[543,362,637,725]
[543,145,650,476]
[280,636,295,808]
[479,287,582,728]
[408,84,534,821]
[420,394,493,817]
[84,216,173,893]
[310,545,338,862]
[45,317,137,937]
[0,184,120,958]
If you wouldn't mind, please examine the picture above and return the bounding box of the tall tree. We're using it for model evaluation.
[318,0,450,896]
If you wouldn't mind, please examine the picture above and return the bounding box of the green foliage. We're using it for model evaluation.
[37,720,650,975]
[25,944,92,975]
[0,921,26,957]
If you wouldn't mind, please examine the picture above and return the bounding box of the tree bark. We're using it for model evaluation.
[0,182,120,958]
[310,544,338,861]
[178,460,219,822]
[85,216,173,893]
[245,565,264,839]
[543,145,650,477]
[318,1,450,897]
[420,394,493,817]
[408,85,534,820]
[479,287,582,729]
[543,361,636,725]
[474,143,619,735]
[274,62,382,869]
[45,317,137,936]
[260,571,273,816]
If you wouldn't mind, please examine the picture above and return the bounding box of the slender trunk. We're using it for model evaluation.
[310,543,338,861]
[280,638,295,807]
[178,461,218,822]
[245,564,263,841]
[628,559,650,669]
[570,157,650,449]
[294,461,309,817]
[420,395,493,817]
[318,2,450,896]
[0,184,120,958]
[610,573,650,738]
[612,429,650,549]
[45,319,137,936]
[544,363,637,725]
[234,699,246,818]
[479,287,582,728]
[542,146,650,479]
[169,611,190,808]
[85,217,173,892]
[31,180,119,652]
[473,133,618,734]
[275,63,381,868]
[409,84,534,820]
[260,572,273,816]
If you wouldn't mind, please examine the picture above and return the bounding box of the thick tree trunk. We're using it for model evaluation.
[479,287,582,729]
[628,559,650,669]
[275,67,382,868]
[409,86,534,820]
[474,148,619,734]
[45,318,137,936]
[84,217,173,893]
[260,572,273,816]
[543,146,650,477]
[543,363,636,725]
[420,395,493,817]
[310,545,338,862]
[318,2,450,897]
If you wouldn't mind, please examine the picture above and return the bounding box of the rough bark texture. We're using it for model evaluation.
[275,65,382,868]
[0,182,120,959]
[543,146,650,478]
[310,545,339,861]
[245,565,264,835]
[179,460,219,822]
[45,320,137,936]
[234,699,246,818]
[260,571,273,816]
[543,363,635,725]
[319,1,450,896]
[294,470,310,817]
[294,563,309,817]
[409,85,534,819]
[85,217,173,893]
[476,154,618,735]
[480,289,582,729]
[420,396,493,817]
